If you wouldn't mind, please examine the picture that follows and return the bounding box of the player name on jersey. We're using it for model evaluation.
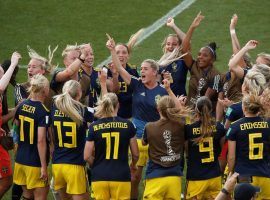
[192,125,217,135]
[240,121,269,130]
[21,104,36,114]
[93,122,128,131]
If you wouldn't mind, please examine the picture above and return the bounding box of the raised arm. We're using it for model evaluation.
[98,69,108,98]
[228,40,258,79]
[107,63,120,93]
[106,34,132,85]
[166,17,186,42]
[0,52,21,93]
[229,14,246,67]
[163,79,182,109]
[181,12,205,67]
[55,49,86,82]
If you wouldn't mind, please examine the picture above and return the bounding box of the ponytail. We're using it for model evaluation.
[54,80,84,125]
[193,96,215,144]
[95,93,118,119]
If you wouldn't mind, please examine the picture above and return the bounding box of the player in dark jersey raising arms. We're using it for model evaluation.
[158,17,188,97]
[84,92,139,200]
[181,12,221,111]
[13,74,50,200]
[185,96,225,199]
[227,94,270,200]
[51,80,93,200]
[106,34,168,199]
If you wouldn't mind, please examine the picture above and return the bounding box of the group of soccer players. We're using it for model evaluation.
[1,11,270,200]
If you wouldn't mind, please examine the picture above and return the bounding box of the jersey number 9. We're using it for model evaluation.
[199,137,214,163]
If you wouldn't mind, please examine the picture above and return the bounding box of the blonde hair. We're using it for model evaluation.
[260,88,270,118]
[243,70,266,95]
[257,52,270,66]
[158,47,187,67]
[157,95,189,123]
[62,44,80,57]
[161,34,181,53]
[251,64,270,84]
[27,45,58,74]
[95,93,118,118]
[193,96,215,144]
[142,59,159,72]
[126,29,144,54]
[54,80,84,125]
[242,94,262,115]
[79,43,91,49]
[28,74,49,95]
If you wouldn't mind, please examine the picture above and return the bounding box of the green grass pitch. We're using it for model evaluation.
[1,0,270,199]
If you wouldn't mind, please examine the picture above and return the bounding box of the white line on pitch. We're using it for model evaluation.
[97,0,197,68]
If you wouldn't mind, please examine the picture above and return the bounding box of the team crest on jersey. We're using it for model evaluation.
[155,95,162,104]
[172,62,177,72]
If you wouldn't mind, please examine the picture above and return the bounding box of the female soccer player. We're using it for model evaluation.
[50,44,90,101]
[78,43,101,107]
[14,46,57,106]
[227,94,270,199]
[106,34,168,199]
[84,92,139,200]
[51,80,93,200]
[0,52,21,199]
[181,12,221,111]
[13,74,50,200]
[142,79,188,199]
[185,96,225,199]
[107,34,140,119]
[158,17,189,97]
[228,40,270,80]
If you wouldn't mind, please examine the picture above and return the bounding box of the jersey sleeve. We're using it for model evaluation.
[50,70,62,91]
[129,121,136,139]
[216,122,226,138]
[225,105,239,122]
[129,76,140,91]
[226,125,237,141]
[37,110,50,127]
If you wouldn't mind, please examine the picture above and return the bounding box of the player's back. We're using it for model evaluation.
[87,116,136,181]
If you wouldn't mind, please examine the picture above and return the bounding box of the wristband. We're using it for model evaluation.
[221,188,230,195]
[230,29,236,34]
[78,56,85,63]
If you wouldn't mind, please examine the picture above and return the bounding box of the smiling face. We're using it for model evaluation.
[165,35,180,53]
[83,44,94,68]
[27,58,45,79]
[115,44,129,67]
[140,61,157,85]
[197,47,215,69]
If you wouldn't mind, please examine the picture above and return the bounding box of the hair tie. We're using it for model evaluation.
[205,46,216,59]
